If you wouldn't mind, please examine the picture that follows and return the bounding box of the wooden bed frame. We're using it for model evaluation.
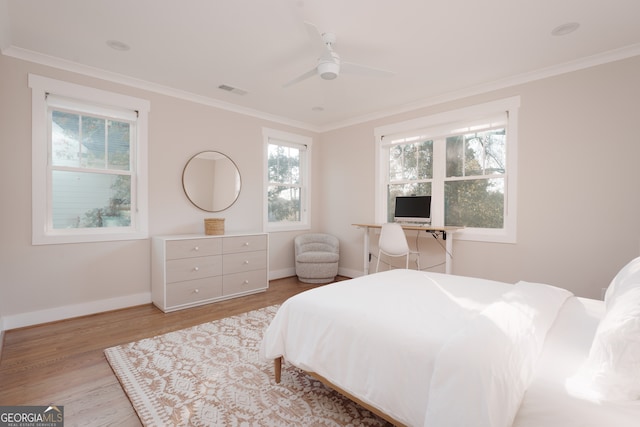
[273,357,406,426]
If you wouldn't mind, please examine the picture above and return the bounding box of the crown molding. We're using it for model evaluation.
[4,43,640,134]
[2,45,321,133]
[319,43,640,132]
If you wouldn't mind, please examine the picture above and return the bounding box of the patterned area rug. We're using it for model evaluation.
[105,305,391,426]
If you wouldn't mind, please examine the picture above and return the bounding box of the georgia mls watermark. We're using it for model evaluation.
[0,406,63,427]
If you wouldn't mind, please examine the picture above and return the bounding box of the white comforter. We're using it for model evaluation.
[260,269,572,427]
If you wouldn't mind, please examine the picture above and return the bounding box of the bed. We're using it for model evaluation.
[260,260,640,427]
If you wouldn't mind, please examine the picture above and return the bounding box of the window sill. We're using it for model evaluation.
[33,231,149,245]
[266,223,311,233]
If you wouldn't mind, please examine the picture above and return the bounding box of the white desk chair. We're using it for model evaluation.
[376,223,420,272]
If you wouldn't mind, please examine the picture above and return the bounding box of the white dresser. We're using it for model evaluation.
[151,233,268,312]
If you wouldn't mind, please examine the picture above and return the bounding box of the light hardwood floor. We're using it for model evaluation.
[0,276,341,426]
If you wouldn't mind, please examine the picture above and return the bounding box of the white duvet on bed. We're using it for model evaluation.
[260,269,571,427]
[513,297,640,427]
[424,279,571,427]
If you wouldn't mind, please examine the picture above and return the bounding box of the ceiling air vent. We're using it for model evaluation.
[218,84,247,95]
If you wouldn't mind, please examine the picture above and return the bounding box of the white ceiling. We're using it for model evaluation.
[2,0,640,131]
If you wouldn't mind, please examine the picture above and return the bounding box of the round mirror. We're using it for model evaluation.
[182,151,241,212]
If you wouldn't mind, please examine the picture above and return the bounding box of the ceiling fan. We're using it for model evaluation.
[283,22,394,88]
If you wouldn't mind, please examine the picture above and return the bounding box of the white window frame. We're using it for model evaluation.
[29,74,150,245]
[374,97,520,243]
[263,128,312,232]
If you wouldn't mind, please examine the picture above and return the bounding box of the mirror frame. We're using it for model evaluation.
[182,151,241,212]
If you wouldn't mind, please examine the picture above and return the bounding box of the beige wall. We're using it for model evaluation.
[319,56,640,298]
[1,53,639,329]
[0,54,317,328]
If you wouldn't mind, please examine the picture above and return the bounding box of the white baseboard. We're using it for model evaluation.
[338,267,362,279]
[2,292,152,330]
[270,267,361,282]
[1,270,363,331]
[269,268,296,281]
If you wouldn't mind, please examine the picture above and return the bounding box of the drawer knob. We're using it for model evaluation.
[243,280,249,285]
[194,266,199,271]
[194,246,199,251]
[194,288,199,294]
[243,260,249,265]
[243,242,250,246]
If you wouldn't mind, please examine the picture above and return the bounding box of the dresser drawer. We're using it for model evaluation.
[152,233,268,313]
[166,255,222,283]
[223,250,267,275]
[223,269,267,295]
[166,238,222,260]
[223,234,267,254]
[166,276,223,307]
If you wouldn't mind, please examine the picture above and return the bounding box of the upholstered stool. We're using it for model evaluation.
[294,233,340,284]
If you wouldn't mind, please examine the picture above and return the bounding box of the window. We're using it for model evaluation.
[29,74,150,244]
[386,139,433,221]
[263,128,311,231]
[375,97,519,243]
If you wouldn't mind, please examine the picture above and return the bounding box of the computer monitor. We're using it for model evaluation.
[394,195,431,224]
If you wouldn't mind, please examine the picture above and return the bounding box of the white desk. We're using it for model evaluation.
[353,223,462,275]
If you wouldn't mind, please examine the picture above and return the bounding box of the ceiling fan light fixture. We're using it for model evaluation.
[283,23,393,87]
[318,61,339,80]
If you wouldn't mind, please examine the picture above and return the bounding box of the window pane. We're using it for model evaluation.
[416,141,433,179]
[83,116,106,168]
[52,170,131,229]
[52,110,81,167]
[387,183,431,222]
[268,144,300,185]
[481,129,506,174]
[445,135,464,177]
[52,111,131,171]
[389,140,433,181]
[465,136,485,176]
[107,120,131,171]
[446,129,506,178]
[268,185,301,222]
[445,178,504,228]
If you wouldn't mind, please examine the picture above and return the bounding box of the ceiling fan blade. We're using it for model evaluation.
[283,67,317,88]
[304,21,326,50]
[341,61,394,77]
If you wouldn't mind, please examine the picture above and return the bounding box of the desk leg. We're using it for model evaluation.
[363,226,370,275]
[445,232,453,274]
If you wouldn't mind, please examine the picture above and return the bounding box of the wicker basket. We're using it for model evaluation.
[204,218,225,235]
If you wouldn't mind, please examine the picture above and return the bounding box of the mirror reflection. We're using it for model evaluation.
[182,151,241,212]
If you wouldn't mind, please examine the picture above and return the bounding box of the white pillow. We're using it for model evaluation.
[604,256,640,309]
[578,286,640,401]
